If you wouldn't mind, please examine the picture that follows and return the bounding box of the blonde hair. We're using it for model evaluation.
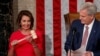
[80,2,97,15]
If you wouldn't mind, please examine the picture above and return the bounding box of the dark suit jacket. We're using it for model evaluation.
[64,19,100,56]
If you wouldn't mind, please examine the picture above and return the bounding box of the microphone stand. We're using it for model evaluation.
[69,29,76,56]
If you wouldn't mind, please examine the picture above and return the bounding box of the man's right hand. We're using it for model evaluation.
[67,50,74,56]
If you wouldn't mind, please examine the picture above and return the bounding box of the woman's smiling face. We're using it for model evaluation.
[20,15,31,30]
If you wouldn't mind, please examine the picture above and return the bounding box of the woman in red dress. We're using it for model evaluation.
[8,10,43,56]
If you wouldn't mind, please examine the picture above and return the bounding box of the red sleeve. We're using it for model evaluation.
[8,32,15,50]
[8,31,19,50]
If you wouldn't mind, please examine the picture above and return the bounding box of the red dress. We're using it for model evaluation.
[9,30,43,56]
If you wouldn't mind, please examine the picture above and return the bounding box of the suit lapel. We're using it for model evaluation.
[79,24,84,46]
[86,20,98,50]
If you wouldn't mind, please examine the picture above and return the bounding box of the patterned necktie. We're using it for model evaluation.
[82,26,89,45]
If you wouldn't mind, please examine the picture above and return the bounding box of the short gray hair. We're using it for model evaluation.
[80,2,97,15]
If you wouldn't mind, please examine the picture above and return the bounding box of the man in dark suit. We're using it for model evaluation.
[64,2,100,56]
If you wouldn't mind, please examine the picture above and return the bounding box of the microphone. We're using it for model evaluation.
[72,27,77,36]
[69,27,77,56]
